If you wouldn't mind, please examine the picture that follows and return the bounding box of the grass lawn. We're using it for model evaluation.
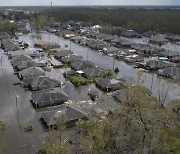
[69,75,87,86]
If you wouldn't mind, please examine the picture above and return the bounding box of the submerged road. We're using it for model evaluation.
[18,32,180,103]
[0,49,45,154]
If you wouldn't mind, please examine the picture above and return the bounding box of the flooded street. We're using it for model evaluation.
[18,32,180,104]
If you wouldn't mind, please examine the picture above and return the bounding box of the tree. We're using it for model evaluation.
[79,85,180,153]
[0,121,6,150]
[114,67,120,74]
[39,118,68,154]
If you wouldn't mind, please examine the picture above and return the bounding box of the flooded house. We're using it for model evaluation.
[41,103,88,129]
[144,60,172,71]
[159,50,179,59]
[121,30,142,38]
[11,54,32,64]
[149,36,168,45]
[170,56,180,63]
[2,40,20,52]
[158,66,180,80]
[124,54,144,63]
[70,36,84,44]
[61,55,83,64]
[0,32,11,43]
[102,46,120,56]
[19,67,45,79]
[165,34,180,42]
[96,77,123,92]
[111,38,133,48]
[49,48,73,60]
[70,60,94,71]
[34,41,60,50]
[56,30,76,38]
[13,60,46,71]
[82,66,106,79]
[30,89,69,108]
[131,43,163,56]
[28,76,61,91]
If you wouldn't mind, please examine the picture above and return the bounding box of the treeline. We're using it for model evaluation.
[0,17,17,34]
[42,7,180,34]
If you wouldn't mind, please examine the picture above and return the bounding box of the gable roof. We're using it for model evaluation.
[83,66,106,78]
[16,60,46,70]
[96,77,123,91]
[31,89,68,107]
[61,55,83,64]
[11,54,32,62]
[20,67,45,78]
[71,60,94,71]
[3,41,20,52]
[30,76,61,90]
[145,60,172,70]
[158,66,180,80]
[41,103,88,126]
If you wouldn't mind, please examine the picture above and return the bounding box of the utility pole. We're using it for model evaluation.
[15,94,21,129]
[70,40,71,51]
[113,58,115,70]
[87,48,89,61]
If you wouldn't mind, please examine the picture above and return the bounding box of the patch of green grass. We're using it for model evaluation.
[69,75,87,86]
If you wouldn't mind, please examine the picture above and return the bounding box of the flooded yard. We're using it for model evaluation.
[18,32,180,104]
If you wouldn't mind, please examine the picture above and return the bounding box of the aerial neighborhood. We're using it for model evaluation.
[0,6,180,154]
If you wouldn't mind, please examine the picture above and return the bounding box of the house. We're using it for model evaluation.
[0,32,11,42]
[145,60,172,71]
[28,76,61,91]
[159,51,179,59]
[115,50,129,60]
[142,31,157,38]
[124,55,144,63]
[2,40,20,52]
[131,43,163,56]
[121,30,142,38]
[114,88,132,103]
[70,36,84,44]
[19,67,45,79]
[166,34,180,42]
[61,55,83,64]
[53,51,73,60]
[114,87,152,102]
[11,54,32,64]
[63,70,76,78]
[158,66,180,80]
[82,66,106,79]
[96,77,123,92]
[49,48,73,59]
[30,89,69,108]
[56,30,76,38]
[149,36,168,45]
[170,56,180,63]
[9,48,40,58]
[111,38,133,48]
[103,46,120,56]
[86,39,107,50]
[34,41,60,50]
[41,103,88,129]
[71,60,94,71]
[14,60,46,71]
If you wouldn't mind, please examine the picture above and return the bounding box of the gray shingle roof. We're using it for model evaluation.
[20,67,45,78]
[41,103,88,126]
[71,60,94,71]
[83,66,106,78]
[31,89,68,107]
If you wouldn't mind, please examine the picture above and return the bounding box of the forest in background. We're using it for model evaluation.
[41,7,180,34]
